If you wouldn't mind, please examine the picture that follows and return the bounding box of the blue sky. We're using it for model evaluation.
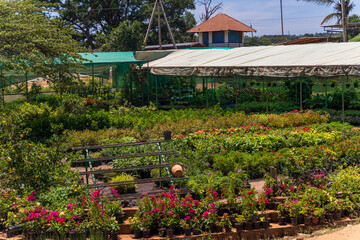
[192,0,360,36]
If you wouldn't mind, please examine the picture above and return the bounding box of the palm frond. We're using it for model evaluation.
[321,12,341,25]
[298,0,334,5]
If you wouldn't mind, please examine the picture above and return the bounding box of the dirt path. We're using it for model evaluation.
[306,223,360,240]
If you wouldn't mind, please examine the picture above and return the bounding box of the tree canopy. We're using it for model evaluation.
[0,0,87,77]
[35,0,197,49]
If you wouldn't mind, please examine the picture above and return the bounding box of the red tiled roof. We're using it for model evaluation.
[187,14,256,33]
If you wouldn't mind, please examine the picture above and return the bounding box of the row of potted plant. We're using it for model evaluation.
[3,189,124,240]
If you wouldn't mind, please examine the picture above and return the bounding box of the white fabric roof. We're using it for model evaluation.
[144,42,360,77]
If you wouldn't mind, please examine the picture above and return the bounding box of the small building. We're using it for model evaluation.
[187,14,256,47]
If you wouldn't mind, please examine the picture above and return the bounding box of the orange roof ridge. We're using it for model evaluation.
[187,13,256,33]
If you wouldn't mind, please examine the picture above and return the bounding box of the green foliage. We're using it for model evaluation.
[97,20,144,51]
[0,141,79,195]
[109,173,136,193]
[0,0,86,89]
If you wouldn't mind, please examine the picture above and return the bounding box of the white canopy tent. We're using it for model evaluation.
[142,42,360,77]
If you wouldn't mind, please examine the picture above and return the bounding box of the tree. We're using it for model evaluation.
[198,0,223,22]
[36,0,197,49]
[97,20,145,51]
[0,0,87,98]
[300,0,354,25]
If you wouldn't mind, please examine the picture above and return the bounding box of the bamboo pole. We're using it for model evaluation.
[144,0,158,46]
[159,0,177,49]
[158,3,162,50]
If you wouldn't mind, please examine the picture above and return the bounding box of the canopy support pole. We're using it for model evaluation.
[206,77,209,108]
[0,68,4,106]
[114,65,118,93]
[178,77,182,105]
[155,75,159,107]
[265,77,269,113]
[25,72,29,102]
[300,78,303,112]
[262,77,265,102]
[92,64,95,95]
[342,75,345,123]
[235,76,238,109]
[325,78,328,109]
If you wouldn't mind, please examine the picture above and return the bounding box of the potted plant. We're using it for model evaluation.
[277,203,286,225]
[354,80,359,88]
[233,214,245,233]
[219,213,232,232]
[312,208,325,225]
[180,219,192,236]
[129,217,142,238]
[104,200,124,223]
[190,217,201,235]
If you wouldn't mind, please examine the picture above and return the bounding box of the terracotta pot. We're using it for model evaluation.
[142,229,150,238]
[184,228,192,236]
[304,216,312,225]
[311,217,319,225]
[290,217,298,225]
[166,228,174,238]
[134,230,142,239]
[158,228,166,237]
[170,164,183,177]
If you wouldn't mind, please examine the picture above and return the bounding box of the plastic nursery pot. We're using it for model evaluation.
[234,222,244,233]
[158,228,166,237]
[134,230,142,239]
[184,228,192,236]
[290,217,298,225]
[319,216,326,224]
[298,216,304,224]
[193,229,201,235]
[334,211,342,220]
[225,225,232,232]
[163,130,172,140]
[278,216,286,226]
[326,213,334,222]
[304,216,312,225]
[311,217,319,225]
[253,221,260,229]
[166,228,174,238]
[245,221,254,230]
[354,83,359,88]
[109,232,118,240]
[142,229,150,238]
[115,214,125,223]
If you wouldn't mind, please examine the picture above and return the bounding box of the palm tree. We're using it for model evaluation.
[301,0,355,25]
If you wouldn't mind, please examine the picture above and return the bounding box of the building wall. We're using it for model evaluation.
[197,31,245,47]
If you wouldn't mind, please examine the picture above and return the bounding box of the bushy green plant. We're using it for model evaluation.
[109,173,136,194]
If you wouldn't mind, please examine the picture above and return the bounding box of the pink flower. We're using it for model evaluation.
[202,211,210,219]
[26,192,37,201]
[185,216,191,221]
[72,215,77,220]
[293,110,298,113]
[92,189,101,198]
[49,211,59,218]
[67,203,75,210]
[188,209,196,214]
[55,217,67,224]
